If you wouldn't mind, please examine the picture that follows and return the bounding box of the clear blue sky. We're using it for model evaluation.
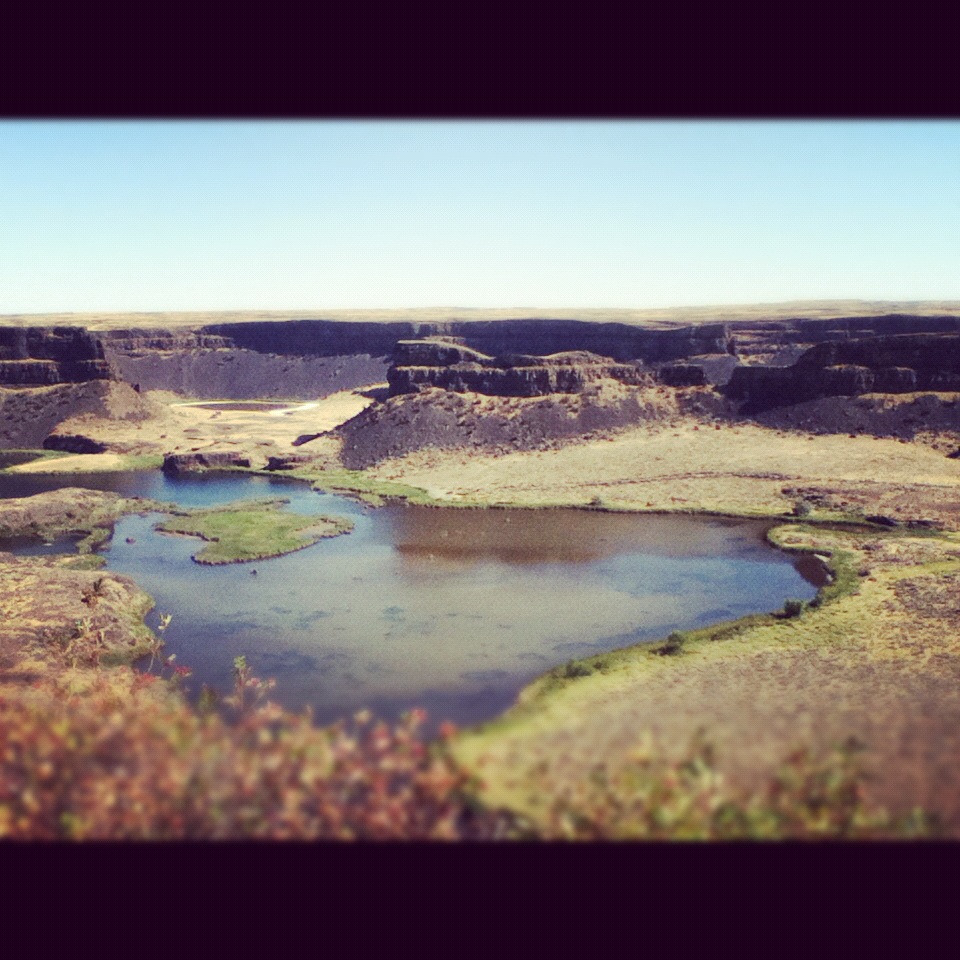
[2,121,959,314]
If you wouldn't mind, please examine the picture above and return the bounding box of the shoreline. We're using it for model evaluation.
[1,456,958,830]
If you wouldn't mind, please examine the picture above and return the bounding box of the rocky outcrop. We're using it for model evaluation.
[793,314,960,340]
[97,329,232,352]
[264,453,317,471]
[90,319,730,400]
[0,327,114,386]
[657,364,708,387]
[387,340,651,398]
[338,383,680,468]
[42,434,109,455]
[726,333,960,413]
[196,318,731,364]
[10,313,960,407]
[162,451,252,473]
[794,334,960,380]
[0,381,152,450]
[391,338,487,367]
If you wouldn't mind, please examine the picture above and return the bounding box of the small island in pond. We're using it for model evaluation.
[155,498,354,564]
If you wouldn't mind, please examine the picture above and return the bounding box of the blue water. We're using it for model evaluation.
[0,469,819,731]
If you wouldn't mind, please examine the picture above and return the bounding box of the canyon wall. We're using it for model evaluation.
[727,333,960,413]
[196,318,731,363]
[386,340,651,398]
[0,327,114,386]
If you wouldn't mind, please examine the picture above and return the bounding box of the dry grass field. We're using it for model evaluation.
[371,414,960,527]
[6,299,960,331]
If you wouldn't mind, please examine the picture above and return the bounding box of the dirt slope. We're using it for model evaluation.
[337,381,684,468]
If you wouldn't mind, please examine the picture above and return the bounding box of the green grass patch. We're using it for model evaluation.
[284,467,442,507]
[0,449,72,470]
[55,554,108,571]
[155,500,353,564]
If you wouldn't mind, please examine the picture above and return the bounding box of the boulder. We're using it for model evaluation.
[264,453,316,471]
[162,451,252,473]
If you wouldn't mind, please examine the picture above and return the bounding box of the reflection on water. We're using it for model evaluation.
[383,507,773,567]
[0,469,818,733]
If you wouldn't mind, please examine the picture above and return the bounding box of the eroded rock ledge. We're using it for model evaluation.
[0,327,114,386]
[727,333,960,413]
[387,338,652,398]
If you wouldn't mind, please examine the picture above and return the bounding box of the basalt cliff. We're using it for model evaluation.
[726,332,960,413]
[1,311,960,455]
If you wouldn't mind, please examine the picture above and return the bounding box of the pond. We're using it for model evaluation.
[0,469,819,732]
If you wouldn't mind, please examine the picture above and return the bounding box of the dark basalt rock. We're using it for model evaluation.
[0,326,105,362]
[0,360,63,385]
[657,364,708,387]
[865,515,901,528]
[197,319,730,364]
[42,434,109,454]
[391,338,483,367]
[725,333,960,413]
[264,453,316,471]
[387,346,650,398]
[0,327,114,386]
[162,451,252,473]
[794,333,960,374]
[97,329,232,351]
[794,315,960,340]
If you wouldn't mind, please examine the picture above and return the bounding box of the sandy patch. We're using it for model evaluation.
[39,388,375,467]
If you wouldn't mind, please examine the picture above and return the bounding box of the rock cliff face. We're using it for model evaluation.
[104,347,387,400]
[657,364,709,387]
[0,327,114,386]
[387,339,651,398]
[793,334,960,377]
[196,318,731,363]
[3,313,958,410]
[727,314,960,366]
[95,318,728,400]
[794,314,960,339]
[726,333,960,413]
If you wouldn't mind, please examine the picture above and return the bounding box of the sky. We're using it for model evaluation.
[2,120,959,314]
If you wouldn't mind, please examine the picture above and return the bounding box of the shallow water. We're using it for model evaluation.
[0,469,818,731]
[185,402,296,412]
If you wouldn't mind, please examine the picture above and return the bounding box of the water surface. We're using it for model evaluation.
[0,469,818,731]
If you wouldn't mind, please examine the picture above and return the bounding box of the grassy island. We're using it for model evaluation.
[155,498,354,564]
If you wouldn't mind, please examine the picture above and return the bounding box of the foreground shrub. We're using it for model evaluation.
[542,735,933,840]
[0,668,936,841]
[0,684,515,840]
